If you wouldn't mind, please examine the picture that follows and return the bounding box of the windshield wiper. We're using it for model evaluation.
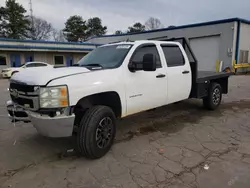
[82,63,103,68]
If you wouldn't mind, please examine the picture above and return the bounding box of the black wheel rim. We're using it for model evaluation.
[212,88,221,105]
[96,117,113,149]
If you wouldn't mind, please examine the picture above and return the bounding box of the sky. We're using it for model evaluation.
[1,0,250,34]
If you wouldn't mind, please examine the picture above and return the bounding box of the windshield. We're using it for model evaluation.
[78,44,132,69]
[17,64,25,68]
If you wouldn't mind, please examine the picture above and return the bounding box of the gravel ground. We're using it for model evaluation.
[0,75,250,188]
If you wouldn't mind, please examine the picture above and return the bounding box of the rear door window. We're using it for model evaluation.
[161,45,185,67]
[26,63,37,68]
[35,63,47,67]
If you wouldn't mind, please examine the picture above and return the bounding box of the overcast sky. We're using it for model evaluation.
[1,0,250,34]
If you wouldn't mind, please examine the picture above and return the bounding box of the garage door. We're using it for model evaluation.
[189,36,220,71]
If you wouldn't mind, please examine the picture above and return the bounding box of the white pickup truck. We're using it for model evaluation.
[7,38,232,159]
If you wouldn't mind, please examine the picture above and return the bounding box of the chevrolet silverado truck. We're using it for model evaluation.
[7,38,232,159]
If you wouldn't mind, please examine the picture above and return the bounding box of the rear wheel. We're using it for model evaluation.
[203,82,222,110]
[74,105,116,159]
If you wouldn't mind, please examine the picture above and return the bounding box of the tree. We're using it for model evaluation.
[145,17,164,30]
[63,15,87,42]
[115,30,123,35]
[127,22,145,33]
[0,0,30,39]
[86,17,107,38]
[168,25,176,28]
[52,29,65,42]
[28,16,53,40]
[0,7,6,37]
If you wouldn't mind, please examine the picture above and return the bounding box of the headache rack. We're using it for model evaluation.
[161,37,198,64]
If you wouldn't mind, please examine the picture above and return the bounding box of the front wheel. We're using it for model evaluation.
[75,106,116,159]
[203,82,222,110]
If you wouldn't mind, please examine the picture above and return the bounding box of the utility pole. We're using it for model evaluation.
[29,0,35,39]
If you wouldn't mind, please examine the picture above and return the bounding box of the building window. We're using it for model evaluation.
[54,56,64,65]
[28,56,33,62]
[24,54,34,63]
[0,55,7,66]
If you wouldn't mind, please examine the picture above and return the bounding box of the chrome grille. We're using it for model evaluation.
[9,82,36,93]
[10,95,35,108]
[9,81,39,110]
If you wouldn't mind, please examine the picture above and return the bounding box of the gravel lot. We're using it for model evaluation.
[1,76,250,188]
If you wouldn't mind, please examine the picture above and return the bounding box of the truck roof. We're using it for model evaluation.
[102,40,181,47]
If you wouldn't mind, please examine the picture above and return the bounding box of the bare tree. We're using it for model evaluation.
[29,16,53,40]
[115,30,123,35]
[52,29,65,42]
[145,17,164,30]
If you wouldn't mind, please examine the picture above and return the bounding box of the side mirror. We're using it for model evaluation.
[128,53,156,72]
[128,61,140,72]
[142,53,156,71]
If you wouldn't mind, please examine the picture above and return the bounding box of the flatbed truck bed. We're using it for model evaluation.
[197,71,232,83]
[190,71,232,99]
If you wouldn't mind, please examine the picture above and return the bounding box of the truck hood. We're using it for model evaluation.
[10,67,91,85]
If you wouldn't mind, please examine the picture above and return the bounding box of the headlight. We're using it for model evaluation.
[39,86,69,108]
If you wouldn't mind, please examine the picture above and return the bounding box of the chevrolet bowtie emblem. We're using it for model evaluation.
[12,89,19,98]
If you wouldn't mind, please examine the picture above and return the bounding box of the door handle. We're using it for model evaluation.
[156,74,166,78]
[182,70,190,74]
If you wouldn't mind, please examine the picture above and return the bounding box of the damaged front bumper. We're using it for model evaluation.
[7,100,75,138]
[7,100,30,123]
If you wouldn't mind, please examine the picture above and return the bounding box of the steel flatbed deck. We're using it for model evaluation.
[196,71,233,83]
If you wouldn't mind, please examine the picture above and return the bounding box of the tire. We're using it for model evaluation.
[173,101,181,104]
[75,105,116,159]
[203,82,222,110]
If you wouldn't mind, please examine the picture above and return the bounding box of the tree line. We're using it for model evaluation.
[116,17,164,34]
[0,0,165,42]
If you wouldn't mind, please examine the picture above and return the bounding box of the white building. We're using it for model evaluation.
[0,38,100,71]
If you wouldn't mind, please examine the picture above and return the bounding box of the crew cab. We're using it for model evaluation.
[7,38,232,159]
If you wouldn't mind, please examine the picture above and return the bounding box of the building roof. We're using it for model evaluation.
[90,17,250,39]
[0,37,102,52]
[0,37,103,46]
[0,44,95,52]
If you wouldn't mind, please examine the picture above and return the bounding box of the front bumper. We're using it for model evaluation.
[7,100,75,138]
